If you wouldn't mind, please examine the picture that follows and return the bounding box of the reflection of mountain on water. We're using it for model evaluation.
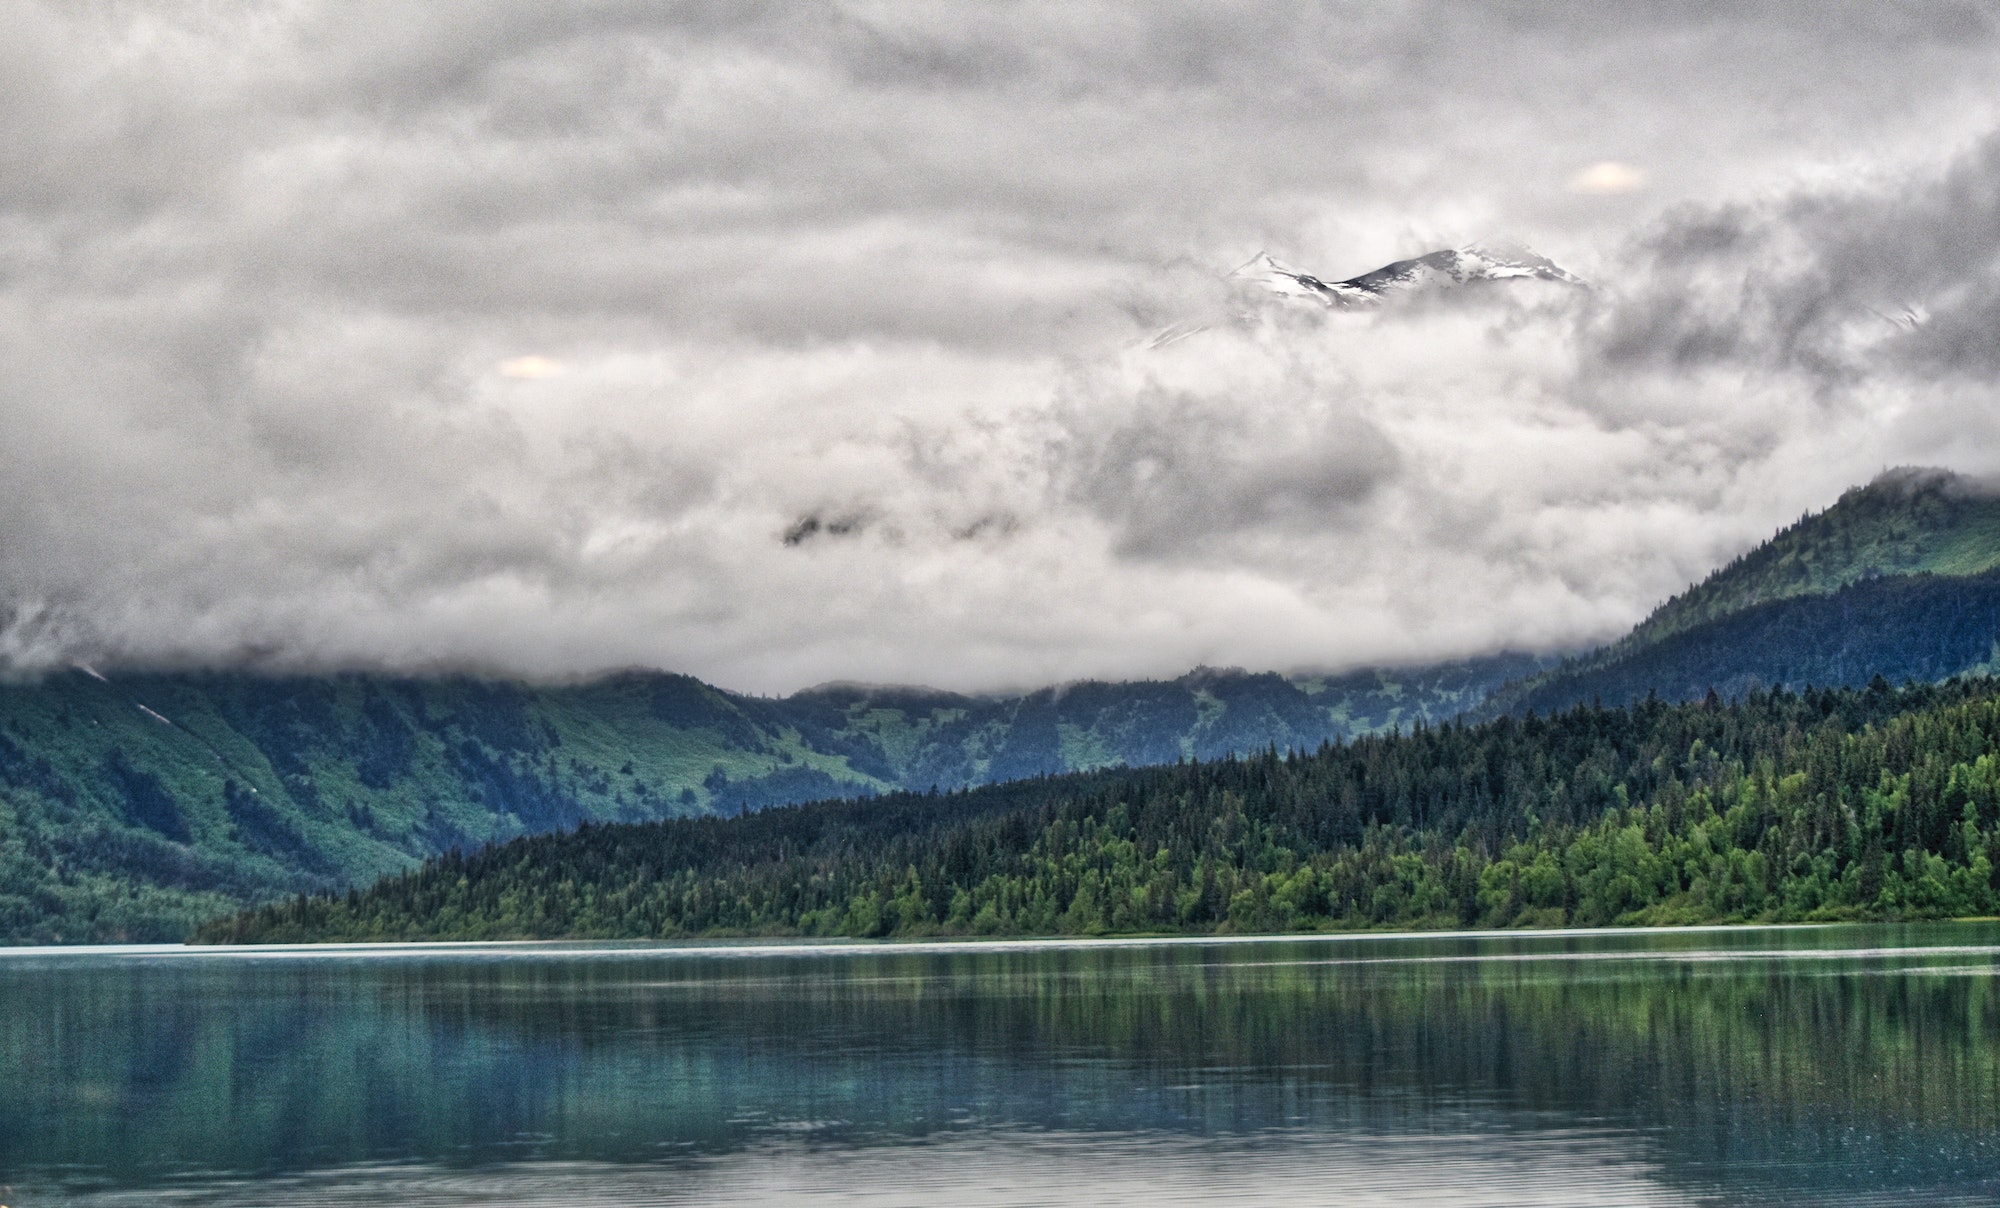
[4,927,1999,1202]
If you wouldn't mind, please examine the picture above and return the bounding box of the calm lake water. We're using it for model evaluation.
[3,925,1999,1205]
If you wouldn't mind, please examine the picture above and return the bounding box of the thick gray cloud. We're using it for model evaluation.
[1595,128,2000,384]
[4,1,2000,691]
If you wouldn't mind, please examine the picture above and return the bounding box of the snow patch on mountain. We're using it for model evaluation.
[1233,245,1586,308]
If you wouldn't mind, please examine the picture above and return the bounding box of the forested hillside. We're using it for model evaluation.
[1626,467,2000,648]
[202,678,2000,943]
[24,467,2000,944]
[0,670,823,942]
[0,656,1533,942]
[1488,468,2000,715]
[1499,569,2000,716]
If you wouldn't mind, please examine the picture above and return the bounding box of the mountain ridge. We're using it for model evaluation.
[1622,466,2000,649]
[13,464,2000,943]
[0,653,1541,942]
[1234,244,1585,307]
[200,675,2000,944]
[1486,467,2000,715]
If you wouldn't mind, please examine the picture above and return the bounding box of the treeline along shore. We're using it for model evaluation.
[200,678,2000,943]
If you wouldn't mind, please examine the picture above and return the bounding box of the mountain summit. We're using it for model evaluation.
[1235,245,1585,307]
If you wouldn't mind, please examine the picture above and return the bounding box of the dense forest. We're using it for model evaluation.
[1614,466,2000,650]
[0,658,1527,943]
[22,467,2000,943]
[202,677,2000,942]
[1490,467,2000,714]
[1496,568,2000,716]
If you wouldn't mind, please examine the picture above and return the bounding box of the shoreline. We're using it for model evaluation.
[0,917,1961,961]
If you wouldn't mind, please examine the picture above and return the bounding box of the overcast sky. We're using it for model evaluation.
[6,1,2000,693]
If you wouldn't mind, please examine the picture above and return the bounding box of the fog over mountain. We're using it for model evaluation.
[5,2,2000,693]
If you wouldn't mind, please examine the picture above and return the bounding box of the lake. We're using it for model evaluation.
[2,925,1998,1205]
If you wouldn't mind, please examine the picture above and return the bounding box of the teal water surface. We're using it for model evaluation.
[3,925,1999,1205]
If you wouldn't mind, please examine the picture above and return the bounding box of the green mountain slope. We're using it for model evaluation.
[199,677,2000,943]
[0,654,1541,942]
[0,670,860,941]
[781,656,1539,790]
[1505,570,2000,716]
[40,466,2000,945]
[25,465,2000,945]
[1487,467,2000,715]
[1630,466,2000,648]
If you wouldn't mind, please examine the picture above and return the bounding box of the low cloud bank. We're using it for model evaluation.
[4,4,2000,692]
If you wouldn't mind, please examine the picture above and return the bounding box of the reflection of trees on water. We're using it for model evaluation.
[1,930,1997,1195]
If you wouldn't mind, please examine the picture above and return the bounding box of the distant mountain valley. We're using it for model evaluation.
[8,465,2000,942]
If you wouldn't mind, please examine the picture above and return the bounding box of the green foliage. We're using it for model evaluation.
[0,657,1540,942]
[31,468,2000,944]
[1630,467,2000,647]
[202,678,2000,943]
[1488,469,2000,716]
[1501,569,2000,715]
[0,670,880,942]
[788,656,1542,789]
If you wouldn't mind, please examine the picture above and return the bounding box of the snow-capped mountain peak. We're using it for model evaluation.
[1233,245,1585,308]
